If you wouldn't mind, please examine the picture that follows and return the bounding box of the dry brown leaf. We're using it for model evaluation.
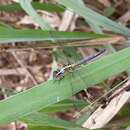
[82,80,130,129]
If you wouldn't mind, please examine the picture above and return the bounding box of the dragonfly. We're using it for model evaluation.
[53,49,106,80]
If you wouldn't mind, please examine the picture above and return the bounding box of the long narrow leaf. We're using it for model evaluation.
[0,28,106,43]
[0,2,64,12]
[58,0,130,36]
[0,48,130,124]
[20,0,53,30]
[22,112,87,130]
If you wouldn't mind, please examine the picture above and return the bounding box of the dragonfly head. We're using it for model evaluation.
[53,68,65,80]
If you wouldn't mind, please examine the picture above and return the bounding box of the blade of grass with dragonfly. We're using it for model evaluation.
[0,48,130,125]
[18,0,130,128]
[12,0,130,129]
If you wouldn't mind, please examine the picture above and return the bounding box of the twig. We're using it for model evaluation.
[0,66,42,76]
[11,51,38,85]
[82,80,130,129]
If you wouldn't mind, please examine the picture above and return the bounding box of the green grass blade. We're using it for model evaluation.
[19,0,53,30]
[0,2,64,12]
[58,0,130,36]
[40,99,87,113]
[0,48,130,124]
[126,126,130,130]
[0,28,106,43]
[22,112,87,130]
[28,125,65,130]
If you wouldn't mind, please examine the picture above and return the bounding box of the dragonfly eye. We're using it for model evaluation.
[53,70,58,79]
[53,68,65,80]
